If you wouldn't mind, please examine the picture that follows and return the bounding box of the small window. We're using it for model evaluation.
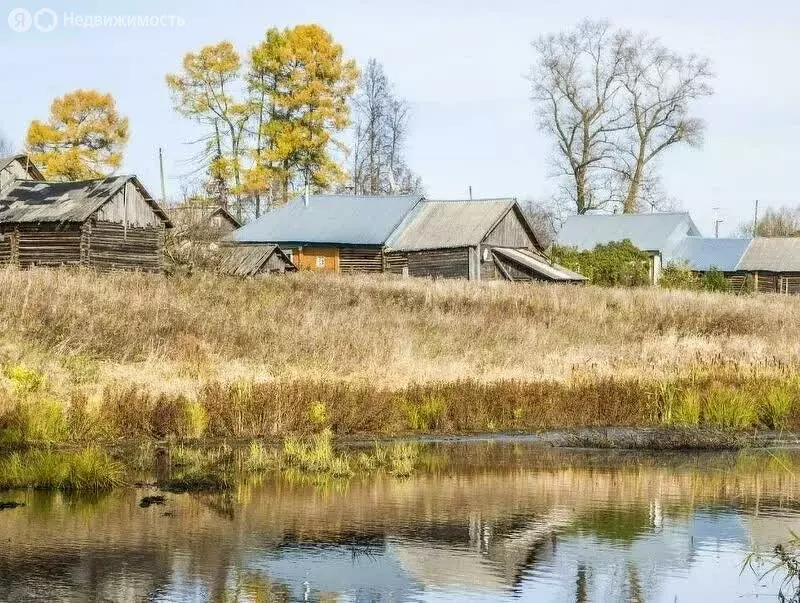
[316,256,326,268]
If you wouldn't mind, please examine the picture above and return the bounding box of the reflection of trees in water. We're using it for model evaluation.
[1,449,799,600]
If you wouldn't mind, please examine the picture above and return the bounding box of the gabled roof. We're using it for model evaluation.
[217,244,295,276]
[0,154,44,180]
[557,212,701,253]
[492,247,587,282]
[231,194,424,245]
[385,198,519,252]
[0,175,172,226]
[169,204,242,228]
[668,237,753,272]
[737,238,800,272]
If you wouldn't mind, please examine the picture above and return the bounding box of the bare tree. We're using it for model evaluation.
[735,205,800,237]
[531,21,630,214]
[531,21,713,215]
[616,37,713,212]
[519,199,559,247]
[351,59,422,195]
[0,131,13,156]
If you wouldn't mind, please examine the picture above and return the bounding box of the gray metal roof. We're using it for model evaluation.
[0,175,171,226]
[492,247,587,281]
[231,194,424,245]
[737,238,800,272]
[385,198,516,251]
[556,213,701,253]
[668,237,752,272]
[217,244,294,276]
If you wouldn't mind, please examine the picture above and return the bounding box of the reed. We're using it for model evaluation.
[0,448,123,491]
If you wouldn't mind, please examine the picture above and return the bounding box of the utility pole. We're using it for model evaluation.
[752,199,759,237]
[713,207,723,238]
[468,185,473,200]
[158,147,167,203]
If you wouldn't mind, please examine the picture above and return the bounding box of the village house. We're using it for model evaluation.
[167,203,242,241]
[230,193,584,283]
[0,156,172,271]
[0,155,43,194]
[556,212,800,293]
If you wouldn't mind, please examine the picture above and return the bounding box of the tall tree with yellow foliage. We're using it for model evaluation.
[248,24,358,206]
[166,41,250,216]
[25,89,129,181]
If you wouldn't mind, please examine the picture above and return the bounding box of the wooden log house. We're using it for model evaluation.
[231,193,584,283]
[0,172,172,272]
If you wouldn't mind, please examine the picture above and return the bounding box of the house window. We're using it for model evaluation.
[316,256,326,268]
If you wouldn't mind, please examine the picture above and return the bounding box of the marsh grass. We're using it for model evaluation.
[0,448,123,491]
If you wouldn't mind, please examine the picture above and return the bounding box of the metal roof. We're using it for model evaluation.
[668,237,752,272]
[385,198,516,251]
[492,247,587,281]
[737,238,800,272]
[0,175,171,226]
[556,213,701,253]
[217,244,295,276]
[231,194,424,245]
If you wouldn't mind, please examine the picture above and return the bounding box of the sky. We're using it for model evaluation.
[1,0,798,236]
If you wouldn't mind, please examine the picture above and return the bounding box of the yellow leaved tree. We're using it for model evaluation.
[247,24,359,206]
[25,89,129,181]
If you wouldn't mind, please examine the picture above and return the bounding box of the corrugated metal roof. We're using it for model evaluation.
[737,238,800,272]
[217,244,294,276]
[0,175,171,226]
[556,213,702,253]
[385,198,515,251]
[492,247,587,281]
[668,237,752,272]
[231,194,424,245]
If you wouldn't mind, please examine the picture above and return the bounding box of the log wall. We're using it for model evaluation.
[339,247,384,273]
[407,247,470,279]
[86,220,164,272]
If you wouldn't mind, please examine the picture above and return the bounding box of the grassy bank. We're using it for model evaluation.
[0,267,799,444]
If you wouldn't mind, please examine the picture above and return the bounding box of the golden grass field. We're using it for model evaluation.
[1,267,799,441]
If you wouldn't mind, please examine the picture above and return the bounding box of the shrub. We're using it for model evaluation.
[404,396,446,431]
[701,268,731,293]
[183,400,209,439]
[551,240,651,287]
[0,397,69,444]
[660,263,701,291]
[3,364,45,393]
[308,401,328,427]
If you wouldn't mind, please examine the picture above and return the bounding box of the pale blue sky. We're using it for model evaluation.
[1,0,798,235]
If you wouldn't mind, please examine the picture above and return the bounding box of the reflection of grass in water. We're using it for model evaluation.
[571,505,654,543]
[0,448,123,491]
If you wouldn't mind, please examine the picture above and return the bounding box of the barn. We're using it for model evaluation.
[0,173,172,271]
[216,244,296,277]
[168,204,242,241]
[231,193,584,282]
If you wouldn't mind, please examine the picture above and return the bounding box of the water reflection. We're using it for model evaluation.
[0,445,798,602]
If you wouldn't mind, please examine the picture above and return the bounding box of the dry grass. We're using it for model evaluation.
[0,266,798,440]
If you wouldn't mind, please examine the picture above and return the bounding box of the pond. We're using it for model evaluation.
[1,442,799,602]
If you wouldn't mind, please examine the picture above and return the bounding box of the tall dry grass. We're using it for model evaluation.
[0,267,798,441]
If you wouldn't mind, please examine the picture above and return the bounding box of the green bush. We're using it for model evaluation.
[660,263,701,290]
[0,397,69,444]
[551,240,651,287]
[701,268,731,293]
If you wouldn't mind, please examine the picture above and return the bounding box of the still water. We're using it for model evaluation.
[1,443,799,602]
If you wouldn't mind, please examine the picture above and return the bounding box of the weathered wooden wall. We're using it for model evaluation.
[384,252,409,275]
[407,248,470,279]
[0,224,84,268]
[482,208,536,248]
[339,247,384,273]
[95,181,163,228]
[86,221,164,272]
[0,159,35,195]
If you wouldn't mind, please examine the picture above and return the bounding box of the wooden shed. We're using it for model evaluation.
[0,155,43,195]
[216,244,296,277]
[168,203,242,241]
[736,238,800,294]
[0,175,172,271]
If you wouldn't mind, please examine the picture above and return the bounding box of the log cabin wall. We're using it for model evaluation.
[86,220,164,272]
[384,252,409,275]
[2,223,84,268]
[407,247,470,279]
[339,247,384,273]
